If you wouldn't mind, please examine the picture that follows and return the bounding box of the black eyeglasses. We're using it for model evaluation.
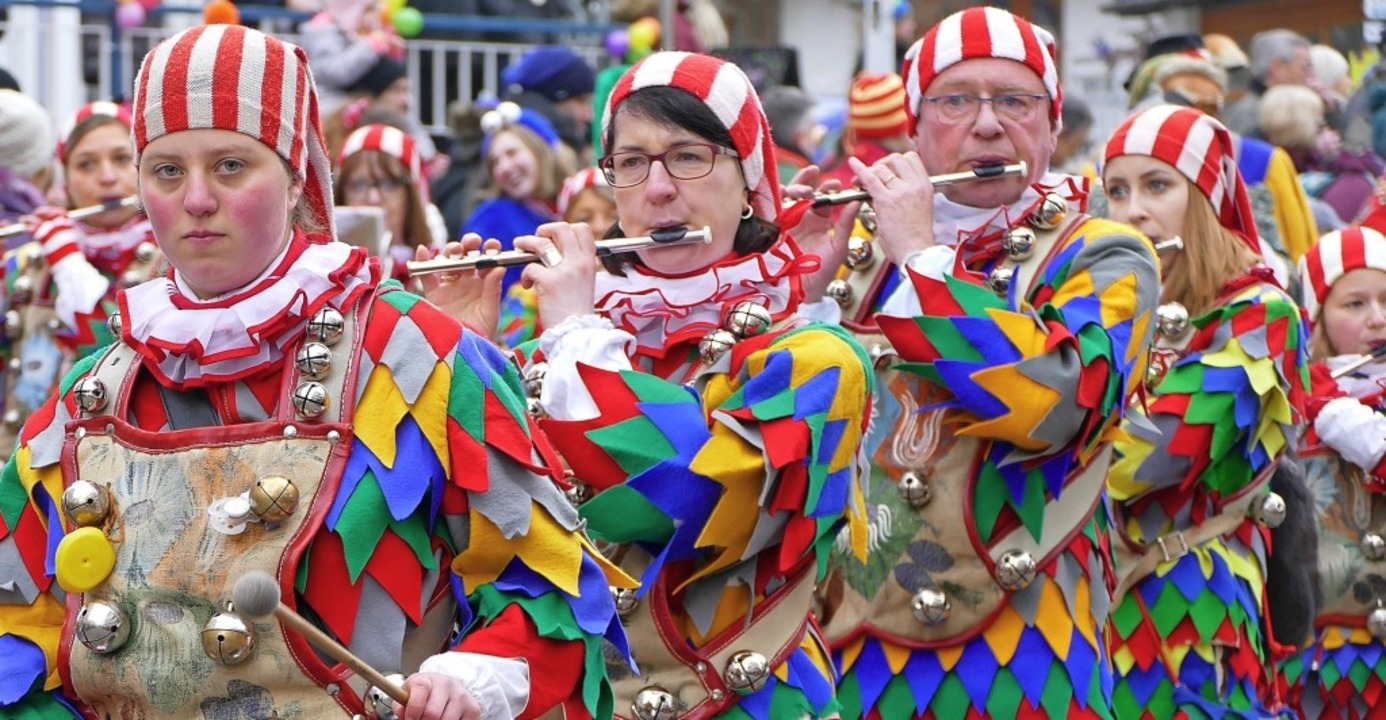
[922,93,1049,124]
[598,142,738,188]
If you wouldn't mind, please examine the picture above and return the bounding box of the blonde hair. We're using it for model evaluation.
[1161,181,1260,317]
[484,125,571,203]
[1258,84,1323,151]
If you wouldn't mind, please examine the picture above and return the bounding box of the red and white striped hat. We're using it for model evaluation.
[1299,226,1386,319]
[131,24,334,237]
[557,166,612,217]
[58,101,134,163]
[848,72,910,140]
[601,51,780,222]
[902,6,1061,134]
[1104,104,1258,252]
[338,123,426,200]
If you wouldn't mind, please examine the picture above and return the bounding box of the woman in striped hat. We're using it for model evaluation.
[1291,226,1386,718]
[0,23,627,720]
[0,102,165,463]
[334,122,442,283]
[433,49,873,718]
[1102,104,1309,717]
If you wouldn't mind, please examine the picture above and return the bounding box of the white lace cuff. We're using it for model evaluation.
[881,245,956,317]
[416,651,530,719]
[537,314,635,422]
[1316,396,1386,471]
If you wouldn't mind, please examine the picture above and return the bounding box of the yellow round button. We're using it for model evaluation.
[55,526,116,593]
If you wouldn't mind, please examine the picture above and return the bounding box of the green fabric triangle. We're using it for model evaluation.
[1150,582,1191,638]
[60,351,101,397]
[1350,658,1373,691]
[579,485,675,544]
[0,460,25,531]
[836,671,863,720]
[1110,595,1145,637]
[1086,663,1113,719]
[1039,663,1075,717]
[585,416,677,478]
[916,316,986,364]
[894,360,943,385]
[1188,589,1229,641]
[4,688,80,720]
[985,669,1024,718]
[974,462,1007,543]
[295,549,311,595]
[334,470,392,582]
[1319,659,1343,689]
[619,368,699,404]
[931,674,971,720]
[875,674,918,720]
[381,285,422,314]
[1014,466,1048,542]
[946,272,1008,314]
[447,354,486,442]
[389,511,438,570]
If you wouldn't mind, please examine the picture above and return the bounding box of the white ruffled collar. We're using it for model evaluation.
[593,236,811,358]
[118,233,379,388]
[932,171,1087,247]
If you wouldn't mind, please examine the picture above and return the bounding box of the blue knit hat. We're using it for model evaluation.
[502,46,596,103]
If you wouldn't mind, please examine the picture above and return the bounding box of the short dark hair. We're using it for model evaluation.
[599,86,779,275]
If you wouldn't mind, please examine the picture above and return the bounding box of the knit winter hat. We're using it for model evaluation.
[847,72,910,139]
[0,89,55,181]
[58,100,134,163]
[902,6,1061,133]
[602,51,780,222]
[133,24,335,236]
[503,45,597,103]
[557,166,613,216]
[1104,104,1258,252]
[1299,226,1386,319]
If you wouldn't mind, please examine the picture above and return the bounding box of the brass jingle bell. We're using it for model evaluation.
[75,600,130,654]
[73,376,109,414]
[724,650,770,692]
[856,202,878,235]
[523,362,548,399]
[248,475,300,524]
[1155,302,1191,340]
[724,301,772,338]
[201,609,255,665]
[11,275,33,304]
[1364,532,1386,561]
[910,587,951,626]
[631,687,679,720]
[844,236,876,270]
[698,329,738,365]
[366,673,408,720]
[563,480,591,507]
[134,241,158,264]
[986,265,1015,295]
[995,549,1037,591]
[896,471,932,508]
[307,306,346,346]
[1028,192,1068,230]
[292,381,330,419]
[1001,226,1037,261]
[611,586,639,618]
[1252,491,1287,529]
[294,342,332,380]
[824,278,854,307]
[106,311,122,338]
[62,480,111,527]
[3,309,20,338]
[1371,605,1386,639]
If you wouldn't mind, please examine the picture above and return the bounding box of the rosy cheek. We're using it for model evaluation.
[141,193,180,233]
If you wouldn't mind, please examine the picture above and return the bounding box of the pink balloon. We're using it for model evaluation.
[137,0,159,10]
[115,1,146,29]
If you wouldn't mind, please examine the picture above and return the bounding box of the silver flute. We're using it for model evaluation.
[0,196,140,239]
[1332,343,1386,379]
[809,162,1028,207]
[406,225,712,277]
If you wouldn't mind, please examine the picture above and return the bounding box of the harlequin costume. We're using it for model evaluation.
[516,51,873,719]
[0,101,164,461]
[1102,105,1309,718]
[1288,227,1386,719]
[0,25,627,719]
[815,9,1162,718]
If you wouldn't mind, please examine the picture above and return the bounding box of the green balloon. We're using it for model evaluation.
[392,7,424,38]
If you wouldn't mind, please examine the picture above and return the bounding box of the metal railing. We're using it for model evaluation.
[0,1,613,137]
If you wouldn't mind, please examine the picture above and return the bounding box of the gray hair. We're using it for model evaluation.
[1258,84,1323,150]
[760,85,816,150]
[1249,29,1310,81]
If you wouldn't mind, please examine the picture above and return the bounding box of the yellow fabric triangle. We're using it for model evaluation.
[453,502,583,596]
[408,362,453,471]
[356,364,409,467]
[983,604,1026,666]
[958,364,1059,452]
[1034,579,1075,660]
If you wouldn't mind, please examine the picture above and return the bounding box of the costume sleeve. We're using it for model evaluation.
[295,289,629,720]
[1265,146,1319,262]
[0,355,97,716]
[877,218,1161,463]
[1110,283,1308,502]
[498,284,540,349]
[538,322,872,592]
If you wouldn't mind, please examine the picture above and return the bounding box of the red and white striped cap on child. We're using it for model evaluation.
[58,101,134,163]
[557,166,612,217]
[601,51,781,222]
[1104,104,1259,252]
[902,6,1061,133]
[131,24,334,237]
[1299,226,1386,319]
[338,123,426,200]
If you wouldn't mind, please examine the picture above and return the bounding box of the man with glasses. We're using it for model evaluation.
[812,7,1160,718]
